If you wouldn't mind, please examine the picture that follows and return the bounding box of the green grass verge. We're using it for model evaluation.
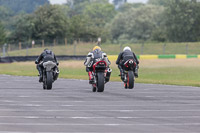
[6,42,200,56]
[0,59,200,87]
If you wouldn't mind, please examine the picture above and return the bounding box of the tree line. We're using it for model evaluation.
[0,0,200,46]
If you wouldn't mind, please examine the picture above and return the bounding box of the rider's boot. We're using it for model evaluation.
[39,71,43,82]
[37,65,43,82]
[134,66,139,78]
[120,69,125,81]
[88,71,94,84]
[118,65,124,81]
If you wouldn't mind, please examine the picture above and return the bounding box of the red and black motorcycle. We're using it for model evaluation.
[123,59,136,89]
[91,60,112,92]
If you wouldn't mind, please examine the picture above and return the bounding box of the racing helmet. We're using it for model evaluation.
[123,46,131,51]
[44,48,48,51]
[93,46,101,51]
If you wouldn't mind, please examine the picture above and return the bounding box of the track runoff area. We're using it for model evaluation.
[0,75,199,133]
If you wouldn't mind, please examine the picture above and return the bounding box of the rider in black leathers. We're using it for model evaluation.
[35,48,59,82]
[84,46,111,84]
[116,46,139,80]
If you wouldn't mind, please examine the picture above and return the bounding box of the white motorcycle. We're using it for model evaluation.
[42,61,59,90]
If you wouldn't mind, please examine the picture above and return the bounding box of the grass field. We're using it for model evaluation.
[0,59,200,87]
[5,42,200,56]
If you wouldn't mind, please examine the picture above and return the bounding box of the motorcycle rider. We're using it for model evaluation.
[116,46,139,80]
[35,48,59,82]
[84,46,111,84]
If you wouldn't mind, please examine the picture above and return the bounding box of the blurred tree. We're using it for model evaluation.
[147,0,170,6]
[66,0,109,17]
[32,5,70,40]
[10,5,70,42]
[0,21,6,45]
[69,15,98,41]
[66,0,89,7]
[9,14,34,42]
[164,0,200,42]
[0,6,14,30]
[0,6,13,20]
[66,0,108,7]
[83,3,116,27]
[113,0,127,9]
[118,3,145,12]
[110,5,164,43]
[82,2,116,41]
[0,0,50,14]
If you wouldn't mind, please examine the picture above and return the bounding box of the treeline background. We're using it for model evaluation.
[0,0,200,46]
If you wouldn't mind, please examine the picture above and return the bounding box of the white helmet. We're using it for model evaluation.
[123,46,131,51]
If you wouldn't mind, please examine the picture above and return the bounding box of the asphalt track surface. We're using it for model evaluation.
[0,75,200,133]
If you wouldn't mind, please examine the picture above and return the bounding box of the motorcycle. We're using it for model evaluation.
[42,61,59,90]
[123,59,136,89]
[91,60,112,92]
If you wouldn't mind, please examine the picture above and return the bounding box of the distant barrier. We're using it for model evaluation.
[0,54,199,63]
[0,55,86,63]
[108,55,200,61]
[141,54,199,59]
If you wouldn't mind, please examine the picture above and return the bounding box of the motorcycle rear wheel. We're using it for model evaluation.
[127,71,134,89]
[46,71,53,90]
[97,72,105,92]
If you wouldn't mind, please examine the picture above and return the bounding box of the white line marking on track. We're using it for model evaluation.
[0,104,200,107]
[0,100,85,103]
[0,132,198,133]
[0,123,200,126]
[0,100,198,103]
[0,116,200,119]
[0,95,200,98]
[0,109,199,112]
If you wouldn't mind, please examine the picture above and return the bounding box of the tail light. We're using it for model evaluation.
[124,59,135,68]
[129,60,134,64]
[99,62,105,66]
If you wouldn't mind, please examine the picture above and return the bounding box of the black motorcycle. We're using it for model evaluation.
[42,61,59,90]
[123,59,136,89]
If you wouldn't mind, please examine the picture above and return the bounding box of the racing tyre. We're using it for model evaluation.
[128,71,134,89]
[97,72,104,92]
[46,71,53,90]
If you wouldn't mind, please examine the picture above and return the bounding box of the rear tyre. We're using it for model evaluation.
[97,72,105,92]
[46,71,53,90]
[128,71,134,89]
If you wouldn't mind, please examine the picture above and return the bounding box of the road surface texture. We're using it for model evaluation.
[0,75,200,133]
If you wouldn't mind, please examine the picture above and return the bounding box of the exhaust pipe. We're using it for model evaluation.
[105,68,112,83]
[54,69,60,81]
